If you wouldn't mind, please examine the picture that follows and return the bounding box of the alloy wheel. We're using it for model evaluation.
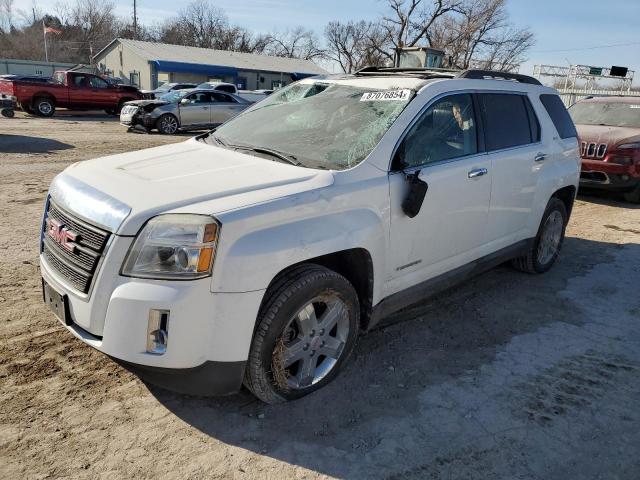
[537,210,563,265]
[274,294,350,390]
[160,115,178,134]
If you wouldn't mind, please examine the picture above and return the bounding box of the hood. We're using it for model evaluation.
[575,124,640,150]
[126,99,170,107]
[50,138,334,235]
[114,85,140,94]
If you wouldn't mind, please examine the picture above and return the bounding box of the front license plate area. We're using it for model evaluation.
[42,279,71,326]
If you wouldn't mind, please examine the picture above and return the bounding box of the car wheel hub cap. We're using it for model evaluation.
[275,294,349,390]
[40,103,51,114]
[537,210,563,265]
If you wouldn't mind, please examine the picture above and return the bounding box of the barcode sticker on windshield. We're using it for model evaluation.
[360,90,411,102]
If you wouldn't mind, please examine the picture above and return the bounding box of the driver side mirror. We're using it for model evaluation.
[402,170,429,218]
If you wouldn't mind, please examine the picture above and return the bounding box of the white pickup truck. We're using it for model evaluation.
[40,69,580,403]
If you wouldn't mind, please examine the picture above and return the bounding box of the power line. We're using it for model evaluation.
[531,41,640,53]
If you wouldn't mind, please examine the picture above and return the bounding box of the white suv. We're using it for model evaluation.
[40,69,580,403]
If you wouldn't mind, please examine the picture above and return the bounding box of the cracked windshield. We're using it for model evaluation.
[210,82,414,170]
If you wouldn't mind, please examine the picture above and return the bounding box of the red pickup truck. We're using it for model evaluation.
[0,71,141,117]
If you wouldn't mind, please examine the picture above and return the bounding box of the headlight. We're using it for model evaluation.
[122,214,219,280]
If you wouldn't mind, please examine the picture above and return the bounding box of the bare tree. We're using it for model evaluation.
[429,0,533,71]
[324,20,388,72]
[265,27,324,60]
[0,0,15,32]
[327,0,533,72]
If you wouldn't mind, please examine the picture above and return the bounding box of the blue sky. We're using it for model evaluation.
[16,0,640,81]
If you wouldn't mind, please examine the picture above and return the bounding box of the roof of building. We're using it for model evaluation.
[95,38,328,76]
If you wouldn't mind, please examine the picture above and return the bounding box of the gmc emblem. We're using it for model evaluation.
[46,218,78,253]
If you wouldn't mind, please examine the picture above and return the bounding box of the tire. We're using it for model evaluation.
[34,97,55,117]
[1,108,14,118]
[244,264,360,404]
[116,98,133,114]
[512,197,568,274]
[156,113,179,134]
[105,108,117,116]
[623,185,640,204]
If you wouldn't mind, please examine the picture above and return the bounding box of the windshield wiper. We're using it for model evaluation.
[209,134,226,146]
[229,144,301,166]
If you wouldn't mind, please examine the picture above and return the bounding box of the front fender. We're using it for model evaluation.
[211,190,388,305]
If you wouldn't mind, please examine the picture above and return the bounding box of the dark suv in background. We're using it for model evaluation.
[569,96,640,203]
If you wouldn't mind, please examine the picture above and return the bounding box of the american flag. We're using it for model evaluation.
[43,25,62,35]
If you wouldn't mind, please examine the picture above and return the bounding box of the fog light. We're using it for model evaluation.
[621,174,629,181]
[147,309,169,354]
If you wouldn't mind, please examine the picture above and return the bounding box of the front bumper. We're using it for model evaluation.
[40,239,265,395]
[580,158,640,191]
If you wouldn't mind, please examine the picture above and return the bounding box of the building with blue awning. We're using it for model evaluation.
[93,38,328,90]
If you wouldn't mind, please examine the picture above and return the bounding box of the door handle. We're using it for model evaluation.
[534,153,547,162]
[468,168,488,178]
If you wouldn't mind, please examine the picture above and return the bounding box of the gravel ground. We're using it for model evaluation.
[1,111,639,479]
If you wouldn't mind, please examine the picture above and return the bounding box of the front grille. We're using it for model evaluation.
[42,200,110,294]
[121,105,139,115]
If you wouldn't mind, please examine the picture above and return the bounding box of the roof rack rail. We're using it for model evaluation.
[354,65,457,78]
[456,69,542,85]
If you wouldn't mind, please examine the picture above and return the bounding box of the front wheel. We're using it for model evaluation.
[512,197,568,274]
[244,265,360,404]
[156,113,179,134]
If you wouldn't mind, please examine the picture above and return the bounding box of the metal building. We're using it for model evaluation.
[93,38,328,90]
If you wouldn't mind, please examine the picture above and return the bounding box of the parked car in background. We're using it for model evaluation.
[237,90,271,103]
[43,69,579,403]
[0,70,141,116]
[120,89,251,134]
[140,82,197,100]
[194,82,270,103]
[196,81,238,94]
[569,96,640,203]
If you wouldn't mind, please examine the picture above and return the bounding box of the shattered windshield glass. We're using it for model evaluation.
[209,81,414,170]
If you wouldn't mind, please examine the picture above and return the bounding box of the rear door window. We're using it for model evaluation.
[540,94,577,138]
[478,93,534,151]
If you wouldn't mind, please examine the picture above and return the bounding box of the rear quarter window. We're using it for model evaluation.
[540,94,577,139]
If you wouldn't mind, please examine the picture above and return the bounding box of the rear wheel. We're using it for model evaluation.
[244,264,360,404]
[156,113,179,134]
[1,108,14,118]
[34,97,55,117]
[512,197,568,274]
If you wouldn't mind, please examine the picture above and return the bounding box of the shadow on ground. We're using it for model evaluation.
[0,134,74,154]
[578,189,640,209]
[141,236,638,478]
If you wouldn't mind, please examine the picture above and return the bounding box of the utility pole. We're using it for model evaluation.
[133,0,137,40]
[42,19,48,62]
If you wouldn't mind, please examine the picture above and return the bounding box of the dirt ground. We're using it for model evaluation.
[1,111,639,480]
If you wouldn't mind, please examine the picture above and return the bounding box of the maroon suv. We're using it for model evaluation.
[569,96,640,203]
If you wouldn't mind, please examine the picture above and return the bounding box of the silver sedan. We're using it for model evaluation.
[120,89,251,134]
